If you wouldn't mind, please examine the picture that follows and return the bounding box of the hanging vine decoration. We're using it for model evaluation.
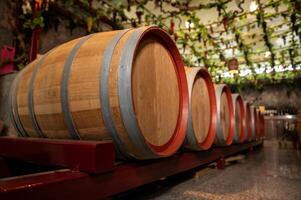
[285,0,301,68]
[193,18,293,56]
[2,0,32,69]
[175,0,298,73]
[6,0,301,86]
[218,1,253,69]
[256,0,276,68]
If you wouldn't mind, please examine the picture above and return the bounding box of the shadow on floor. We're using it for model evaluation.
[111,141,301,200]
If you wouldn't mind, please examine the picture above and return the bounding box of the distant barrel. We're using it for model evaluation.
[232,94,246,143]
[250,106,257,140]
[9,26,189,160]
[244,101,252,142]
[257,111,265,139]
[297,110,301,142]
[184,67,217,150]
[214,84,234,146]
[254,108,261,140]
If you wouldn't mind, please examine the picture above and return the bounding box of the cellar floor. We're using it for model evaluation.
[113,140,301,200]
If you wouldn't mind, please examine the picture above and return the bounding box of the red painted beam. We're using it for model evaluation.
[29,0,42,62]
[0,140,263,200]
[29,28,42,62]
[0,137,115,174]
[0,158,10,178]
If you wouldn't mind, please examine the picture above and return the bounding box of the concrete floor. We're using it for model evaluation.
[113,141,301,200]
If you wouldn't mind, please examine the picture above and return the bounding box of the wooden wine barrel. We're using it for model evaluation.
[258,111,265,139]
[0,120,4,134]
[297,110,301,141]
[214,84,234,146]
[243,101,252,142]
[249,106,257,141]
[254,108,261,140]
[184,67,217,150]
[232,94,245,143]
[9,26,189,160]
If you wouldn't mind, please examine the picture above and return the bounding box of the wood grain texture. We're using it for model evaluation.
[17,61,39,137]
[250,106,256,140]
[232,94,246,143]
[191,76,210,143]
[108,29,143,157]
[297,110,301,138]
[232,95,245,143]
[132,38,179,146]
[220,91,230,140]
[68,32,118,140]
[184,67,216,150]
[235,101,242,139]
[34,39,81,138]
[254,109,259,139]
[244,102,252,141]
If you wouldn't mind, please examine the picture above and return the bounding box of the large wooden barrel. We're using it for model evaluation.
[214,84,234,146]
[249,106,257,141]
[184,67,217,150]
[9,26,189,160]
[232,94,245,143]
[243,101,252,142]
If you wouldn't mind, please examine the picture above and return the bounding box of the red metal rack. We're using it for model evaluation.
[0,137,263,200]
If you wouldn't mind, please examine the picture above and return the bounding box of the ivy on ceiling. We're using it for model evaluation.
[6,0,301,86]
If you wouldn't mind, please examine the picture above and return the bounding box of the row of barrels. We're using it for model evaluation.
[185,67,265,151]
[9,26,264,160]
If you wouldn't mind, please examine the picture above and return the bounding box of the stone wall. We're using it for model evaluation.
[240,84,301,110]
[0,0,17,135]
[39,21,87,53]
[0,73,17,135]
[0,0,97,54]
[0,0,13,49]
